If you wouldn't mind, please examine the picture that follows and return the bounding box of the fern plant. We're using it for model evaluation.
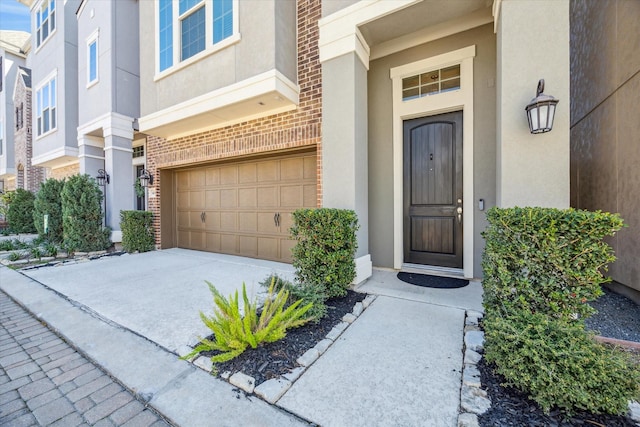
[184,279,313,363]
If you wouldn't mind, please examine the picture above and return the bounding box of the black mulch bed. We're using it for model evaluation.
[479,287,640,427]
[477,358,636,427]
[199,290,366,386]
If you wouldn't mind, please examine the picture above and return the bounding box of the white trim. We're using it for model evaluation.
[391,45,476,279]
[78,154,105,160]
[86,28,99,87]
[34,0,57,53]
[104,146,133,154]
[492,0,502,33]
[111,230,123,243]
[32,147,79,167]
[371,8,493,60]
[319,0,419,67]
[77,112,135,140]
[139,69,299,135]
[353,254,373,285]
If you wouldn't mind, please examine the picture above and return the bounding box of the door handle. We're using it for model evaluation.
[274,213,278,227]
[456,207,463,224]
[201,212,205,223]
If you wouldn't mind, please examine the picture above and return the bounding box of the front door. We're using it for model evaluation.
[403,111,463,268]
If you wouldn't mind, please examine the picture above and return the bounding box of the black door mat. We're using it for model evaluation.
[397,272,469,289]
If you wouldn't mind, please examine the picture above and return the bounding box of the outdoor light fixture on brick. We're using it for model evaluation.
[138,169,154,188]
[96,169,110,186]
[525,79,559,134]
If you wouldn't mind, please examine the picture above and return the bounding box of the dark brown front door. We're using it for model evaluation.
[403,111,463,268]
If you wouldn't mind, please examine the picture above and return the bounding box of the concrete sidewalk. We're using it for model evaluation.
[1,249,483,426]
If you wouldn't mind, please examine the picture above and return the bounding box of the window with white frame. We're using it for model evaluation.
[87,33,99,85]
[36,75,57,137]
[158,0,236,73]
[36,0,56,48]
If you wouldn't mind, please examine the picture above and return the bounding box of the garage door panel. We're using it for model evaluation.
[281,158,304,181]
[220,166,237,184]
[189,211,204,229]
[303,156,316,180]
[220,212,237,230]
[206,233,221,251]
[281,185,303,207]
[204,211,221,230]
[239,188,257,208]
[279,212,294,232]
[206,168,220,186]
[177,211,190,227]
[221,234,238,253]
[258,238,279,260]
[177,172,189,189]
[239,163,257,184]
[177,191,190,208]
[257,161,278,182]
[257,187,277,207]
[304,184,317,207]
[281,239,296,262]
[177,230,190,247]
[257,212,277,233]
[190,191,205,210]
[220,189,237,208]
[190,231,206,250]
[205,190,220,209]
[239,236,258,257]
[239,212,257,232]
[191,170,206,188]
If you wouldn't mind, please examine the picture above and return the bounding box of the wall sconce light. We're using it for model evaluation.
[525,79,559,134]
[96,169,110,186]
[138,169,154,188]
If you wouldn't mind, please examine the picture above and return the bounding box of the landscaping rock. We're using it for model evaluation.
[229,372,255,394]
[464,331,484,352]
[296,348,319,367]
[362,294,376,308]
[464,349,482,365]
[458,412,479,427]
[326,322,349,341]
[629,400,640,423]
[220,371,231,380]
[283,367,305,382]
[462,365,481,388]
[342,313,357,323]
[313,339,333,355]
[193,356,213,372]
[352,302,364,317]
[254,378,292,404]
[460,386,491,415]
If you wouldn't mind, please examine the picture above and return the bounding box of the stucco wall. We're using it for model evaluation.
[570,0,640,295]
[367,23,496,275]
[139,0,297,117]
[321,0,359,18]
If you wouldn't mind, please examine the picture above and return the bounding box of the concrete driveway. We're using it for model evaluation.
[21,248,295,354]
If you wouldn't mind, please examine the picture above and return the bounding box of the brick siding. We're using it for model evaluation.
[13,74,47,193]
[145,0,322,247]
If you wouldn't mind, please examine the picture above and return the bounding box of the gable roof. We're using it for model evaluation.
[0,31,30,57]
[18,66,31,88]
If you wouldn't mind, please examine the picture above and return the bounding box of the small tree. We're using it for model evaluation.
[33,178,65,243]
[6,189,36,233]
[61,174,111,252]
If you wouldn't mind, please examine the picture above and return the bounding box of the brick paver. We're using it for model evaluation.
[0,290,172,426]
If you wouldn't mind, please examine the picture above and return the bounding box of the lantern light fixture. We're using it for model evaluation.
[96,169,110,186]
[138,169,154,188]
[525,79,559,134]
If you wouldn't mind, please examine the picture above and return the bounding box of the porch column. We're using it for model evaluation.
[495,0,570,208]
[103,118,134,242]
[322,51,372,283]
[78,135,105,177]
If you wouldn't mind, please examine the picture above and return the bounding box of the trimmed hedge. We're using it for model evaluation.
[33,178,65,243]
[481,207,640,416]
[120,210,155,253]
[6,189,36,233]
[290,208,358,298]
[482,207,623,320]
[61,174,111,252]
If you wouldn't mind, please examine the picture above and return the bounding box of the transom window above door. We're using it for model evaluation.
[158,0,237,74]
[402,65,460,101]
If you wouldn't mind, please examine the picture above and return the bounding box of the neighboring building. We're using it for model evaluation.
[20,0,81,180]
[570,0,640,301]
[0,30,30,192]
[75,0,141,242]
[138,0,570,284]
[14,65,46,192]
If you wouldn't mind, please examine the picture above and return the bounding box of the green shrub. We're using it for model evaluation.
[43,242,58,258]
[0,240,17,251]
[8,251,22,262]
[184,280,312,363]
[290,208,359,298]
[482,207,623,320]
[33,178,65,243]
[6,189,36,233]
[30,247,42,260]
[483,308,640,415]
[61,174,111,252]
[120,210,155,253]
[261,274,327,322]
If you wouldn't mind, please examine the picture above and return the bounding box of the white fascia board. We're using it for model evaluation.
[32,147,79,167]
[138,69,299,134]
[77,112,135,139]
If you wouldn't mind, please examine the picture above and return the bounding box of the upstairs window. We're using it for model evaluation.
[87,33,99,85]
[15,103,24,130]
[158,0,237,74]
[36,0,56,48]
[36,75,57,137]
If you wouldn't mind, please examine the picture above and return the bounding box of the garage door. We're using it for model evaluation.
[176,152,317,263]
